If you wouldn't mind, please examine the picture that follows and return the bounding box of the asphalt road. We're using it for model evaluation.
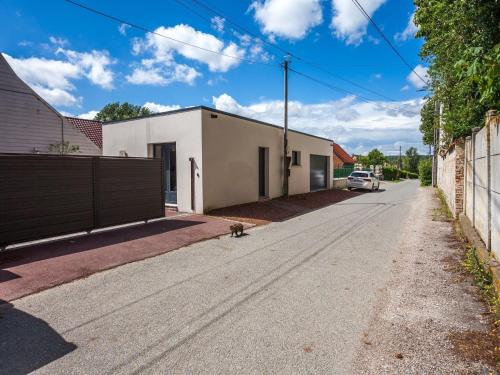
[1,180,420,374]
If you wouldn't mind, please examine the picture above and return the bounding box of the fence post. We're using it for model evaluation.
[486,110,495,251]
[92,156,100,229]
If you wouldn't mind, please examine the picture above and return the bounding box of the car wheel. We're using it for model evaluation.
[347,187,352,191]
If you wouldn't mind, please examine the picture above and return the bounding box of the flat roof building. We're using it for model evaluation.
[103,107,333,213]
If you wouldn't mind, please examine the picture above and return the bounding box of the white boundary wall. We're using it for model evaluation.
[464,111,499,260]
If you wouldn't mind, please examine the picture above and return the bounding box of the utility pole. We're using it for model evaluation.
[399,145,402,170]
[283,57,290,197]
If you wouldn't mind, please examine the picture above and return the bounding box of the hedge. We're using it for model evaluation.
[418,159,433,186]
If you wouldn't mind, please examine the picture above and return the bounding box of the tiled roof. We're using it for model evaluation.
[66,117,102,149]
[332,143,354,164]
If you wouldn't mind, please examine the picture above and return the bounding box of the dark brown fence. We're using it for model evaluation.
[0,154,164,247]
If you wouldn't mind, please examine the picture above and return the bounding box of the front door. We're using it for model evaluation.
[154,143,177,204]
[310,154,327,191]
[258,147,268,197]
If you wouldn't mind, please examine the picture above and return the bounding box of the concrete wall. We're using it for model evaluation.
[0,54,100,156]
[102,109,204,214]
[437,147,455,213]
[464,111,499,260]
[201,109,332,211]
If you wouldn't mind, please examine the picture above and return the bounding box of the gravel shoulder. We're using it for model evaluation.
[353,186,497,374]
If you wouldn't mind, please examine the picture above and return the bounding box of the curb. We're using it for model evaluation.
[458,213,500,296]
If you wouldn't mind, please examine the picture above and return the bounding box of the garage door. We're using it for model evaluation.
[310,154,328,191]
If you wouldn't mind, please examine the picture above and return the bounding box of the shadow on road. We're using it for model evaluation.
[0,300,76,374]
[208,189,362,225]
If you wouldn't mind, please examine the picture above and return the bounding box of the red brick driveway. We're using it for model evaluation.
[0,215,244,302]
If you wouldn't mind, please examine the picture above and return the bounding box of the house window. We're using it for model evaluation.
[292,151,301,166]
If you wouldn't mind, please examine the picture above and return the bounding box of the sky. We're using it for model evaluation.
[0,0,428,155]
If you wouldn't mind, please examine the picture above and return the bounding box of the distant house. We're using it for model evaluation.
[0,54,101,155]
[332,143,354,169]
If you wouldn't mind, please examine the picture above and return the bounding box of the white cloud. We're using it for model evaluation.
[143,102,182,113]
[56,48,115,89]
[250,0,323,40]
[211,16,225,33]
[49,36,69,47]
[78,110,99,119]
[401,84,410,91]
[212,93,425,155]
[372,73,382,79]
[118,23,131,36]
[3,44,115,108]
[135,24,245,73]
[126,61,201,86]
[394,12,417,42]
[331,0,386,45]
[31,85,81,107]
[406,64,428,89]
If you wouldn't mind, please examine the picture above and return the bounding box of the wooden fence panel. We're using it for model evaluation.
[0,154,94,246]
[95,157,164,228]
[0,154,164,247]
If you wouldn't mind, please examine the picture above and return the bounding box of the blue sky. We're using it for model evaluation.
[0,0,428,155]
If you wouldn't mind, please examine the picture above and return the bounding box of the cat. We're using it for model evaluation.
[230,223,244,237]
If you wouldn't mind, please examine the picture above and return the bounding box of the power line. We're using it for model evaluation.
[178,0,399,102]
[350,0,429,86]
[289,67,420,116]
[185,0,294,59]
[63,0,277,67]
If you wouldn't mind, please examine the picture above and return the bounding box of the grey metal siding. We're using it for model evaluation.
[0,54,101,155]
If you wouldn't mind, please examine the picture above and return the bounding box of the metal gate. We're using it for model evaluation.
[0,153,164,247]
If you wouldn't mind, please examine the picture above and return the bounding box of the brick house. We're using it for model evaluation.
[332,143,354,170]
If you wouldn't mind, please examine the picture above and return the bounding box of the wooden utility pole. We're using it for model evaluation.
[283,57,290,197]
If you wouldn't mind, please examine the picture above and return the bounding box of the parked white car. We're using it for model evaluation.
[347,171,380,191]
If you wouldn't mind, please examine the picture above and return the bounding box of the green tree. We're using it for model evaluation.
[414,0,500,145]
[359,148,386,167]
[404,147,420,173]
[418,158,432,186]
[94,102,152,122]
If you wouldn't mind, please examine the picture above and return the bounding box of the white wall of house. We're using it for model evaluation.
[103,109,204,214]
[201,108,332,211]
[103,107,333,214]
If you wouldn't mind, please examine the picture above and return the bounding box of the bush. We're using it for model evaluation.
[418,158,432,186]
[401,170,419,179]
[383,167,399,181]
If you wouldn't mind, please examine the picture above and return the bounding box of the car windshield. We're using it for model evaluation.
[351,172,368,177]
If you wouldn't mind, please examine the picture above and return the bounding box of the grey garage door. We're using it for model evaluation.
[310,154,328,191]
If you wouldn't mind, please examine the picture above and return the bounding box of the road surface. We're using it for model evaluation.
[1,180,492,374]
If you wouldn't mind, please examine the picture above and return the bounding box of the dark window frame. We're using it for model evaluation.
[291,150,301,166]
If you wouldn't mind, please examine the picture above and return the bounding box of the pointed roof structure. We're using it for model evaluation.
[0,53,101,155]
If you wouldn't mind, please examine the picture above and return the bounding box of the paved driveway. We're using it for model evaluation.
[2,181,420,374]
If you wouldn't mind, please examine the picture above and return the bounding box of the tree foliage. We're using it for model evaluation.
[418,158,432,186]
[94,102,152,122]
[414,0,500,144]
[404,146,420,173]
[358,148,386,167]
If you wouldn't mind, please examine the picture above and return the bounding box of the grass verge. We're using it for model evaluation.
[433,189,454,222]
[434,190,500,369]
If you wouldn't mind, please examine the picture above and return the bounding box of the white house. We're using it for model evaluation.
[103,107,333,214]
